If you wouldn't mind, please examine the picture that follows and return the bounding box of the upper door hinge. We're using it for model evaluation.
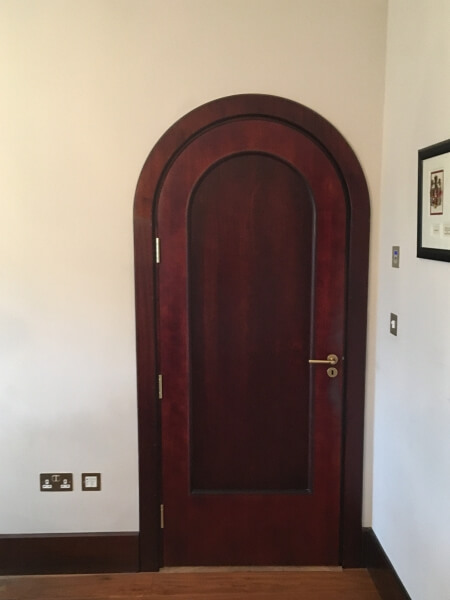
[155,237,160,264]
[158,374,163,400]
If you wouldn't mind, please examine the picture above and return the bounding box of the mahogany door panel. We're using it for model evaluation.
[157,118,347,566]
[189,153,313,493]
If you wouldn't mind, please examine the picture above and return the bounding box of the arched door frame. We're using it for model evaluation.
[133,94,370,571]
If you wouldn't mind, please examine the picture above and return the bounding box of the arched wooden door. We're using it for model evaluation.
[134,95,370,570]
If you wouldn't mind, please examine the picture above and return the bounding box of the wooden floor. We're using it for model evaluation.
[0,570,381,600]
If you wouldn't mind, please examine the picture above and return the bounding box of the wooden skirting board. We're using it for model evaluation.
[363,528,412,600]
[0,528,411,600]
[0,533,139,575]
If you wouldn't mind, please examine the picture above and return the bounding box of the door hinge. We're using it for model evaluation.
[160,503,164,529]
[155,237,160,264]
[158,374,163,399]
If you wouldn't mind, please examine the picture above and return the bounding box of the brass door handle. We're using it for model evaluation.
[309,354,339,366]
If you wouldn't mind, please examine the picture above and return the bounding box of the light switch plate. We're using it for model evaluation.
[82,473,101,491]
[390,313,398,336]
[392,246,400,268]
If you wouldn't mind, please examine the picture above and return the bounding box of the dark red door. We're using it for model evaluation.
[157,116,347,566]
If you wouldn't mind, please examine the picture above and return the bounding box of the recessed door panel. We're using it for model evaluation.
[189,154,314,493]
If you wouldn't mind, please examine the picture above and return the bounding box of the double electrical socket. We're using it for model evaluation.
[40,473,101,492]
[40,473,73,492]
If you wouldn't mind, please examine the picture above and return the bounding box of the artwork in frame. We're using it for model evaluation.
[418,139,450,261]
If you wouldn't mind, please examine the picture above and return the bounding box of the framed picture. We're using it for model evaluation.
[418,139,450,261]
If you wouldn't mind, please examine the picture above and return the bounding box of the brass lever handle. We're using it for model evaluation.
[309,354,339,366]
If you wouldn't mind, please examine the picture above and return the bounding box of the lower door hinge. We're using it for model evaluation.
[160,504,164,529]
[158,374,163,400]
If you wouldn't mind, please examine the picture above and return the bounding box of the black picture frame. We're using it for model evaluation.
[417,139,450,262]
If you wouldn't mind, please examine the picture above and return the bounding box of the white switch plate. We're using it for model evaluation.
[81,472,101,491]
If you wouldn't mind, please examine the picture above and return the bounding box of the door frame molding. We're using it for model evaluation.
[133,94,370,571]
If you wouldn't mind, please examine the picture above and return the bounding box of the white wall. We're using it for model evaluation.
[373,1,450,598]
[0,0,387,533]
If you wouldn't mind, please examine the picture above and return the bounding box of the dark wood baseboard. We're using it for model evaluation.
[0,532,139,575]
[363,528,411,600]
[0,527,413,589]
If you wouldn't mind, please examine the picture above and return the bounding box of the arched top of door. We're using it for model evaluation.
[134,93,370,225]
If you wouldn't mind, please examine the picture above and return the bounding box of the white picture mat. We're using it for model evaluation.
[421,152,450,250]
